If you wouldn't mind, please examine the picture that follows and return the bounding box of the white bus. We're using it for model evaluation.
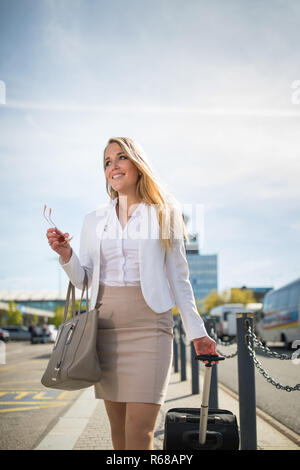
[256,278,300,349]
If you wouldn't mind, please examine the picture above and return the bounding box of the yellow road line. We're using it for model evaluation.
[0,403,69,413]
[0,392,71,400]
[0,401,69,405]
[13,392,32,400]
[31,391,53,400]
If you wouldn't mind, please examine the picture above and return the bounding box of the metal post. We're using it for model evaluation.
[173,317,179,372]
[236,312,257,450]
[173,336,179,372]
[205,318,218,408]
[179,321,186,381]
[191,341,199,394]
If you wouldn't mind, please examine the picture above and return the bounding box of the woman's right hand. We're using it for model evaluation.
[46,227,72,263]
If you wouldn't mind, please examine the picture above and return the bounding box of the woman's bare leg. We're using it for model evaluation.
[125,402,161,450]
[104,399,126,450]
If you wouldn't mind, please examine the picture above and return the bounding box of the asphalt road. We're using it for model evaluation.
[0,341,83,450]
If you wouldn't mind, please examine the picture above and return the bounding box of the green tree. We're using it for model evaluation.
[51,299,84,328]
[201,289,227,314]
[30,315,39,325]
[229,288,256,305]
[52,305,64,328]
[201,287,256,314]
[7,302,23,325]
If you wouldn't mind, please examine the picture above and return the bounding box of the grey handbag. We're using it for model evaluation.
[41,271,101,390]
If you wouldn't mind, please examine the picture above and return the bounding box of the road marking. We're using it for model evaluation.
[32,391,53,400]
[0,401,70,405]
[0,390,69,400]
[57,391,69,400]
[14,392,32,400]
[0,389,71,413]
[0,388,51,391]
[0,390,73,413]
[0,402,69,413]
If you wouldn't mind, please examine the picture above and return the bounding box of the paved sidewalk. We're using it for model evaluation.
[35,366,300,450]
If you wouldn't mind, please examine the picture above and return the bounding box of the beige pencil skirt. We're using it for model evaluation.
[94,283,174,405]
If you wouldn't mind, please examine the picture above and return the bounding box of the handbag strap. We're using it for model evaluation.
[63,270,89,323]
[78,270,89,314]
[63,281,76,322]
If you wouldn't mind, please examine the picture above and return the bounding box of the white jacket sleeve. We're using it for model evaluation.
[58,214,93,290]
[165,236,208,341]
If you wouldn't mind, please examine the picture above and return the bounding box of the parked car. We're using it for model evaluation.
[1,325,31,341]
[47,324,58,343]
[0,328,10,342]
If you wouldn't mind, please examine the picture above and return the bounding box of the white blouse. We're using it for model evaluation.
[99,200,146,286]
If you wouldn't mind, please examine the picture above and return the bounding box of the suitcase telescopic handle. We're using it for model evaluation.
[196,354,225,366]
[196,354,224,446]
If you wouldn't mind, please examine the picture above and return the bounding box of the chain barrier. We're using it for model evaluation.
[209,328,238,359]
[245,325,300,392]
[173,317,238,357]
[174,316,299,390]
[246,325,295,360]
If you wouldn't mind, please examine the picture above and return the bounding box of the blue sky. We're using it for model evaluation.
[0,0,300,296]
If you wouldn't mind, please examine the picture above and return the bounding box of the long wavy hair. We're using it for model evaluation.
[102,137,189,253]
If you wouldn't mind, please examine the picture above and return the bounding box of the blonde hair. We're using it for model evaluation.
[103,137,189,253]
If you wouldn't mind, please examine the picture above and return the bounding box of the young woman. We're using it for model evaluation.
[46,137,217,450]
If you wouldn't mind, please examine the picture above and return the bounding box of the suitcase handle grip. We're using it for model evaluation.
[196,354,225,364]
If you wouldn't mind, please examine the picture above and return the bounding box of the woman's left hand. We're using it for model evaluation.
[192,336,218,363]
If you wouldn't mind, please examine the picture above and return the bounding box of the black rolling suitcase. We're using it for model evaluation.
[163,355,239,450]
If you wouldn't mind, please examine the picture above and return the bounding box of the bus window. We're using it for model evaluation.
[270,291,278,311]
[263,293,271,311]
[278,290,288,309]
[288,286,300,308]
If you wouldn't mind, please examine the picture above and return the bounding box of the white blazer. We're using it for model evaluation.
[59,199,207,341]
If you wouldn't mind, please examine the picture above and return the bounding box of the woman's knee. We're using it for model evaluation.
[104,400,126,430]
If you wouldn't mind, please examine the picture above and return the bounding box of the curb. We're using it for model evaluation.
[34,387,97,450]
